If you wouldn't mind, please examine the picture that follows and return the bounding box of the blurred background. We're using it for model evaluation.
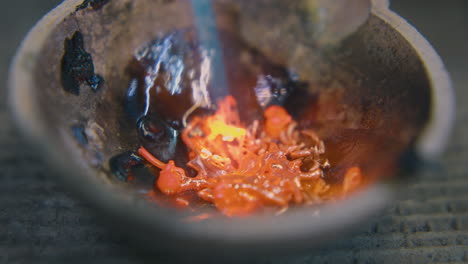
[0,0,467,263]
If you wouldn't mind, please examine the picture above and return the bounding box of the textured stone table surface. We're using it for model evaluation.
[1,0,467,263]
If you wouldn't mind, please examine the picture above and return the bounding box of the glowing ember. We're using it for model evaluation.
[139,96,363,217]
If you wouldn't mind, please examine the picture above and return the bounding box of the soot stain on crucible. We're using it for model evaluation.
[71,121,107,168]
[76,0,110,11]
[61,31,104,95]
[71,123,89,146]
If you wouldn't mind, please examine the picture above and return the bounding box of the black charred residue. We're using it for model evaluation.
[254,73,307,109]
[124,29,306,124]
[76,0,110,11]
[137,116,184,163]
[109,151,157,190]
[125,30,206,123]
[110,151,144,182]
[61,31,104,95]
[71,124,88,146]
